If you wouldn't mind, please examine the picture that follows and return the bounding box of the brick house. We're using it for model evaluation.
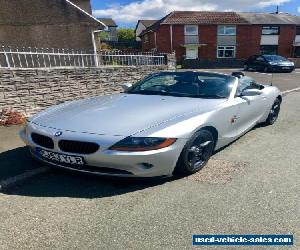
[135,20,158,41]
[0,0,106,50]
[139,11,300,67]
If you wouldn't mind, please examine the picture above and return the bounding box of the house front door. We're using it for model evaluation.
[186,47,198,59]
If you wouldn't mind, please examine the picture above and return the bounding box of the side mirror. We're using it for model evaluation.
[240,89,262,97]
[121,83,133,91]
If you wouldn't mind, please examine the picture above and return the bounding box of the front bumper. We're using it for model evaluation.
[270,65,295,72]
[20,123,187,178]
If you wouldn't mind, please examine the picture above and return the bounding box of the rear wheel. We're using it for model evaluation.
[265,98,281,125]
[174,130,215,176]
[263,66,270,73]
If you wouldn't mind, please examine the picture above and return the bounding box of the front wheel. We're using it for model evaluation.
[265,98,281,125]
[174,130,215,176]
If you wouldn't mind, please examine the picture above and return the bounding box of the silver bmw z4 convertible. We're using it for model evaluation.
[20,71,281,178]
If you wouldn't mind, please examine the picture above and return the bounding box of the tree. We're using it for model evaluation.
[117,28,135,41]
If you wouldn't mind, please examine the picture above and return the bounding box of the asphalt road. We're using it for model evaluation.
[0,126,39,180]
[201,68,300,92]
[0,92,299,249]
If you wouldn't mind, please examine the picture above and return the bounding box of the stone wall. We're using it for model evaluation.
[0,66,168,117]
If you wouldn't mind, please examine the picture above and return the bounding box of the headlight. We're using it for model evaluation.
[109,137,177,151]
[269,62,277,65]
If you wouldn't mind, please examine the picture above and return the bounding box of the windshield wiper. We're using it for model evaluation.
[195,94,227,99]
[128,90,169,96]
[128,91,226,99]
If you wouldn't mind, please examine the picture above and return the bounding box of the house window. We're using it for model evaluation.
[184,25,198,36]
[144,34,149,43]
[262,26,280,35]
[217,46,236,58]
[218,25,236,36]
[294,47,300,58]
[186,47,198,59]
[296,26,300,35]
[260,45,278,55]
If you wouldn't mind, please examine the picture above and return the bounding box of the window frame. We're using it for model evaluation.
[217,25,236,36]
[143,34,149,43]
[261,26,280,35]
[296,26,300,36]
[184,25,198,36]
[217,46,236,58]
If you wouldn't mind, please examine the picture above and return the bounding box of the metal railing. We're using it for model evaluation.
[0,47,166,69]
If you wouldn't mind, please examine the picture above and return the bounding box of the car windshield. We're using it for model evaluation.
[264,55,288,62]
[127,72,235,99]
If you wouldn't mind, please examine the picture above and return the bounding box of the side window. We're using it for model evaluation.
[256,56,265,62]
[236,77,259,96]
[249,56,256,62]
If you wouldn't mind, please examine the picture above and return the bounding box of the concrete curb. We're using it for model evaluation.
[281,87,300,96]
[0,166,50,191]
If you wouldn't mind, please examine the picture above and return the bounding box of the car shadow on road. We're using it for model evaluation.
[0,145,178,199]
[0,146,40,181]
[3,169,177,199]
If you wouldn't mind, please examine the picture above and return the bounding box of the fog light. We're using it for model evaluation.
[138,163,154,169]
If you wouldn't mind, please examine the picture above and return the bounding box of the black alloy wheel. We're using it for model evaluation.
[266,98,281,125]
[174,130,215,176]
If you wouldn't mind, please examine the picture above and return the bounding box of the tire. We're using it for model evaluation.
[174,130,215,176]
[263,66,269,73]
[265,98,281,125]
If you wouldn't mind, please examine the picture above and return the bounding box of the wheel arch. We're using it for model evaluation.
[197,126,219,149]
[277,95,282,103]
[173,125,218,176]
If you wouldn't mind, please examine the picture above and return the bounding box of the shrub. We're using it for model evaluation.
[0,107,26,126]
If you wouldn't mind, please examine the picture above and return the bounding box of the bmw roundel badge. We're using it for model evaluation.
[54,131,63,137]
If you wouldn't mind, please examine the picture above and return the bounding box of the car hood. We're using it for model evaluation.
[269,60,293,66]
[32,93,225,136]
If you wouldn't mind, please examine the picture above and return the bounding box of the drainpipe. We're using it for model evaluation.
[170,25,173,53]
[154,32,157,51]
[92,30,103,67]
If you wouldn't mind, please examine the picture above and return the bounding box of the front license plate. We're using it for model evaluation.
[36,148,85,165]
[282,67,290,69]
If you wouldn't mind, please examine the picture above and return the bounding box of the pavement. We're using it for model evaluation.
[0,81,299,249]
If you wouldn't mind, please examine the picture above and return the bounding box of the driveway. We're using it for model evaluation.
[0,92,299,250]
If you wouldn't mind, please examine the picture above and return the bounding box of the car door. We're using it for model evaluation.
[247,56,256,69]
[232,77,268,134]
[254,56,267,71]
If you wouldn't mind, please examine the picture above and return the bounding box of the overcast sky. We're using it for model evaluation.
[91,0,300,27]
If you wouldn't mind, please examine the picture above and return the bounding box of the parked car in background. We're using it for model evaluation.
[244,55,295,73]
